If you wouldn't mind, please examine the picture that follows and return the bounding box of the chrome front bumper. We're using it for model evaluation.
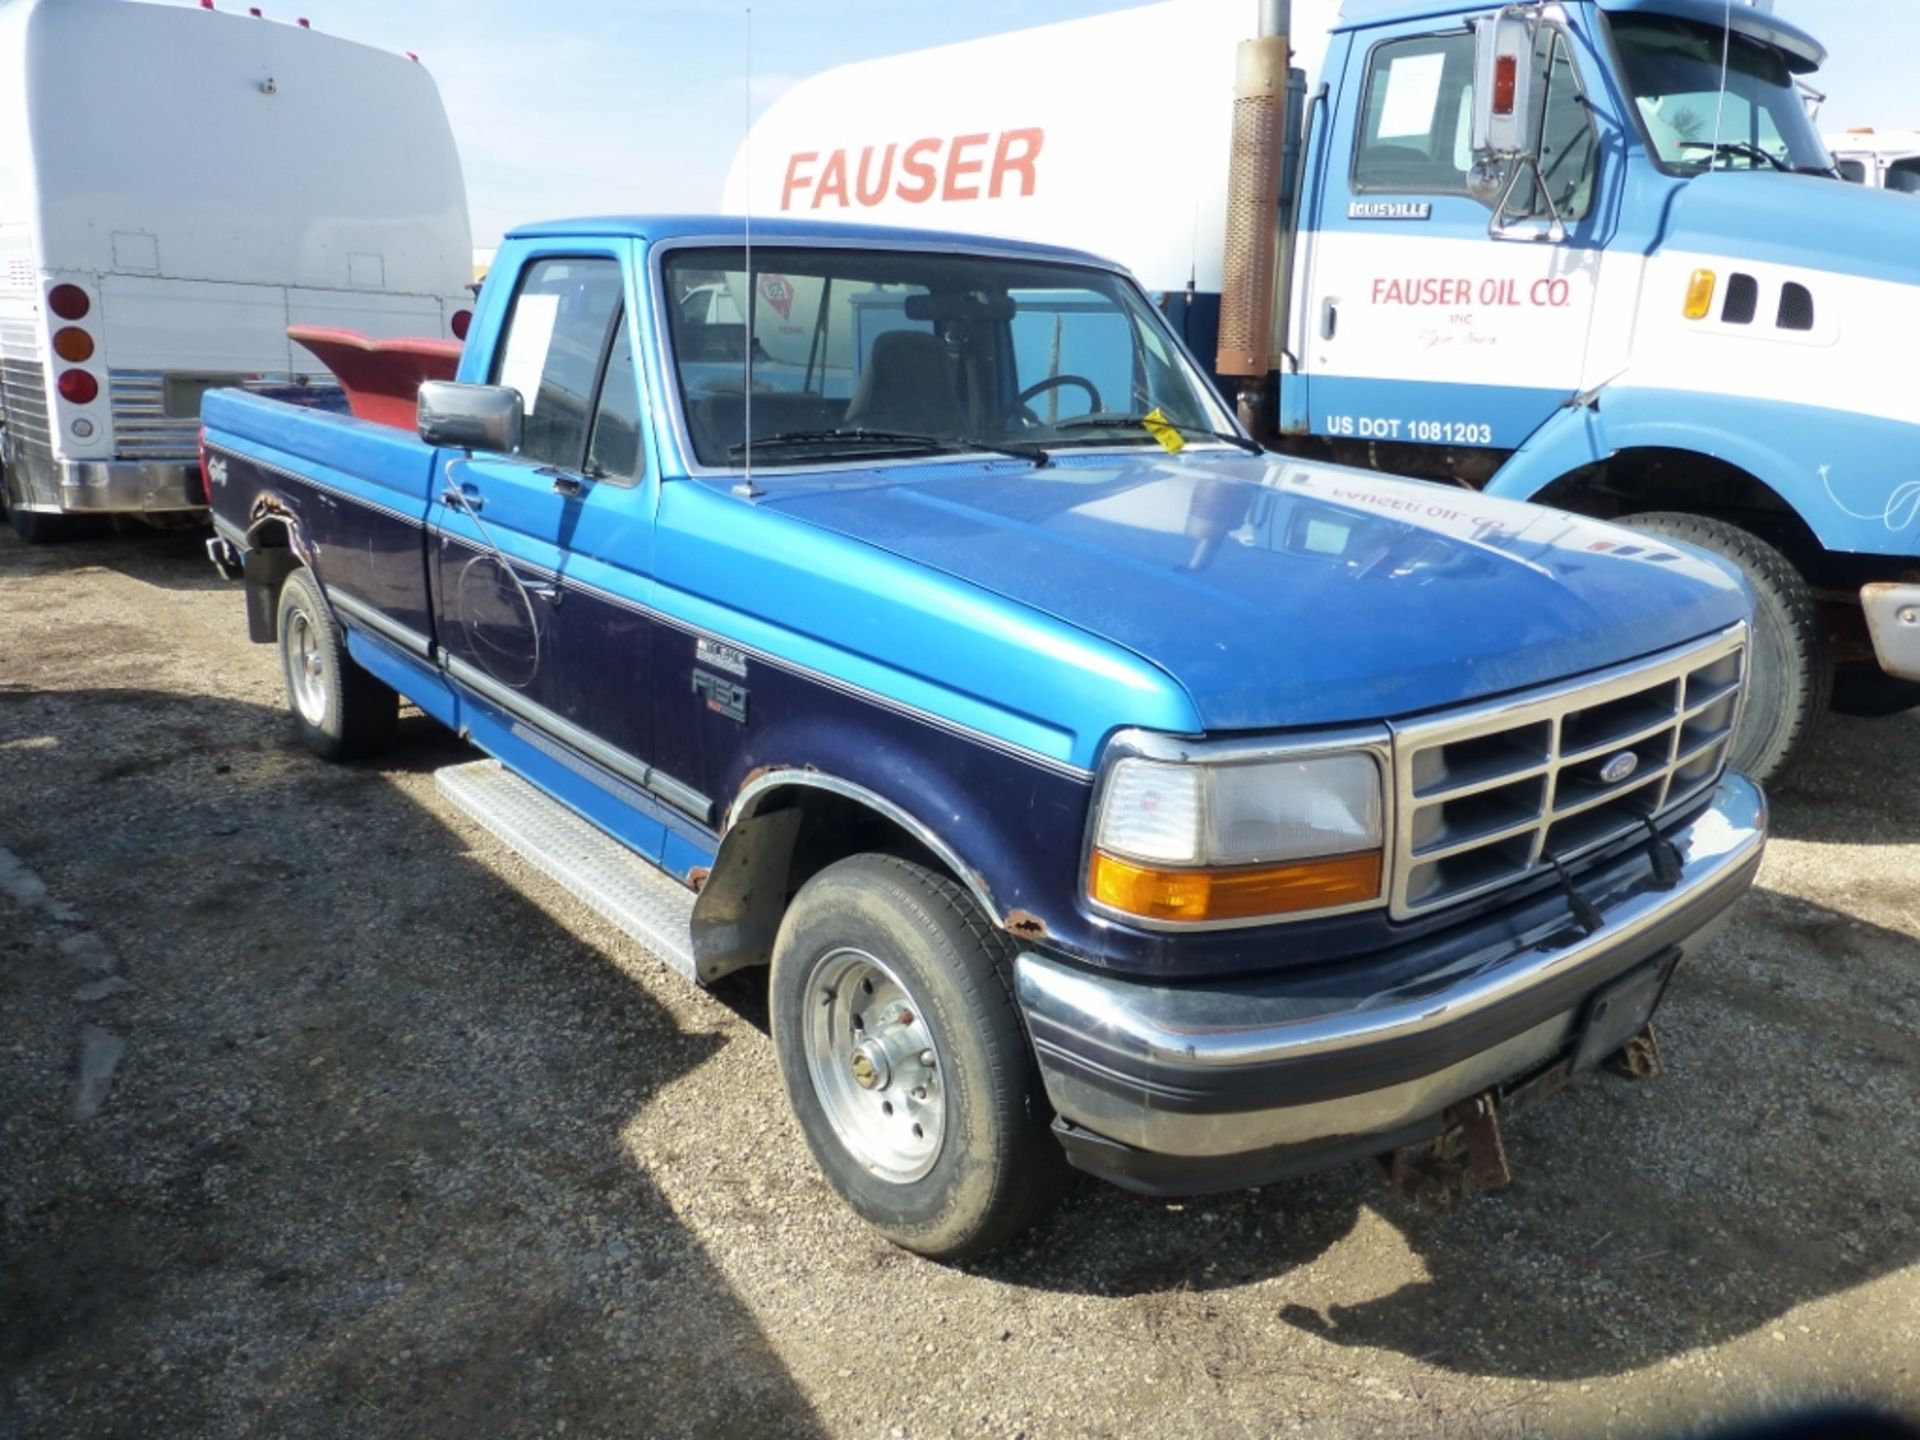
[1863,583,1920,682]
[1014,774,1766,1189]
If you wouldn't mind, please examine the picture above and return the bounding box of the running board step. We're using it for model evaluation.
[435,759,699,983]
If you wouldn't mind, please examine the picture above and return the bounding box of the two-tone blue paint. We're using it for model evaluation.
[203,215,1754,983]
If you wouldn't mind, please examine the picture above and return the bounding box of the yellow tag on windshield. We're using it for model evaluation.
[1140,408,1186,454]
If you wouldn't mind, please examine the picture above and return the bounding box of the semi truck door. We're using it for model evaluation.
[432,252,668,856]
[1294,19,1604,454]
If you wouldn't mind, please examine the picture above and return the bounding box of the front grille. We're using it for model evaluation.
[1387,626,1747,919]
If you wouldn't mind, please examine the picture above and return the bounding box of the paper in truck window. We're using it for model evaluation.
[497,292,560,414]
[1377,52,1447,140]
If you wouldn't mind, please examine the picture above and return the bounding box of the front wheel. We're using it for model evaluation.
[276,567,398,762]
[769,854,1068,1259]
[1619,512,1829,787]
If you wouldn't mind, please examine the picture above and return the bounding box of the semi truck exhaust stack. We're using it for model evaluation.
[1215,1,1291,429]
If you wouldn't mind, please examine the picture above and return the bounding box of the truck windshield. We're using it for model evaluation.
[662,246,1234,469]
[1610,14,1832,175]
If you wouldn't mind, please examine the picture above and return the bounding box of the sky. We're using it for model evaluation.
[151,0,1920,248]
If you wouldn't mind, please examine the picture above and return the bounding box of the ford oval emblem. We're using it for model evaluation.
[1600,752,1640,785]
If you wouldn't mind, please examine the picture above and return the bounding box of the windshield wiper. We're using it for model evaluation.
[1051,414,1265,456]
[1679,140,1789,173]
[727,427,1049,467]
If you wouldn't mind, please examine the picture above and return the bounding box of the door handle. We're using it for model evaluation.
[1320,299,1339,341]
[441,485,484,513]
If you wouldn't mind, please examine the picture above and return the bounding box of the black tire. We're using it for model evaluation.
[769,853,1068,1259]
[1619,512,1829,786]
[275,567,398,762]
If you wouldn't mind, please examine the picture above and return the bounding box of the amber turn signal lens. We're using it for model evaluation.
[1684,269,1717,320]
[53,326,93,362]
[1089,850,1384,923]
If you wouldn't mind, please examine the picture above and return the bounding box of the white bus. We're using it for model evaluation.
[0,0,472,542]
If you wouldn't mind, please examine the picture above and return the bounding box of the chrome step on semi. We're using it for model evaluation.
[435,759,699,982]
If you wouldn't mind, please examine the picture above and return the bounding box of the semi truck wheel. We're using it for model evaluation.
[1620,512,1829,786]
[769,853,1068,1259]
[275,567,398,762]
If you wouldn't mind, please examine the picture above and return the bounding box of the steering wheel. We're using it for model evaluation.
[1004,373,1104,428]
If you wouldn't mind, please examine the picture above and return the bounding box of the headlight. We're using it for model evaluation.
[1088,750,1387,925]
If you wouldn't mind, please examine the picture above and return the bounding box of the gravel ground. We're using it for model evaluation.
[2,524,1917,1440]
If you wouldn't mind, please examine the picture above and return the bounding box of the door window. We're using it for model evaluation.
[1353,33,1477,195]
[1530,31,1598,220]
[586,320,644,484]
[1353,28,1597,221]
[491,257,624,469]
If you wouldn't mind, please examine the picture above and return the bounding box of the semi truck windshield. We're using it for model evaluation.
[1610,14,1832,175]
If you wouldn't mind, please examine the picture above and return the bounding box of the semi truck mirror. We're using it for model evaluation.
[418,381,524,453]
[1471,6,1572,243]
[1471,8,1541,163]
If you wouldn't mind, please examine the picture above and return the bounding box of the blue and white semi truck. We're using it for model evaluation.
[732,0,1920,784]
[201,217,1765,1255]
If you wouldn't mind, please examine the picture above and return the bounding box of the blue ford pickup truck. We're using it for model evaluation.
[202,216,1767,1257]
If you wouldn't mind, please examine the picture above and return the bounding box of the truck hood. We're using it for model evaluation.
[1662,170,1920,283]
[755,453,1751,731]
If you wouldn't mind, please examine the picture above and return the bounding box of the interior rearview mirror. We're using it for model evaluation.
[418,380,524,452]
[1471,7,1540,161]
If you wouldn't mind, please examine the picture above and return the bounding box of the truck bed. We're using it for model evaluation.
[202,387,440,640]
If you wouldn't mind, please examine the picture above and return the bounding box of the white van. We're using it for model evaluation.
[0,0,472,541]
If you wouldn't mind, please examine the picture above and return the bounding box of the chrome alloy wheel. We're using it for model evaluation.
[286,607,328,726]
[801,947,946,1184]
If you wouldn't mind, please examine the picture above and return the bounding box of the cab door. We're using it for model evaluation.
[431,250,669,848]
[1290,16,1607,453]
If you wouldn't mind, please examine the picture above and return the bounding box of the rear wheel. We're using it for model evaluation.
[1619,512,1829,787]
[276,567,398,761]
[769,854,1068,1259]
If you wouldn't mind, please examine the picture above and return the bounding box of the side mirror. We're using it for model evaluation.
[1471,5,1571,243]
[418,380,523,452]
[1471,7,1540,161]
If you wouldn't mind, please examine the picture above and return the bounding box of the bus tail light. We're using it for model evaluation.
[57,370,99,404]
[52,326,94,362]
[48,284,90,321]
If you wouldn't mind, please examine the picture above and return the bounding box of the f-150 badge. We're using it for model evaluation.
[692,669,747,724]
